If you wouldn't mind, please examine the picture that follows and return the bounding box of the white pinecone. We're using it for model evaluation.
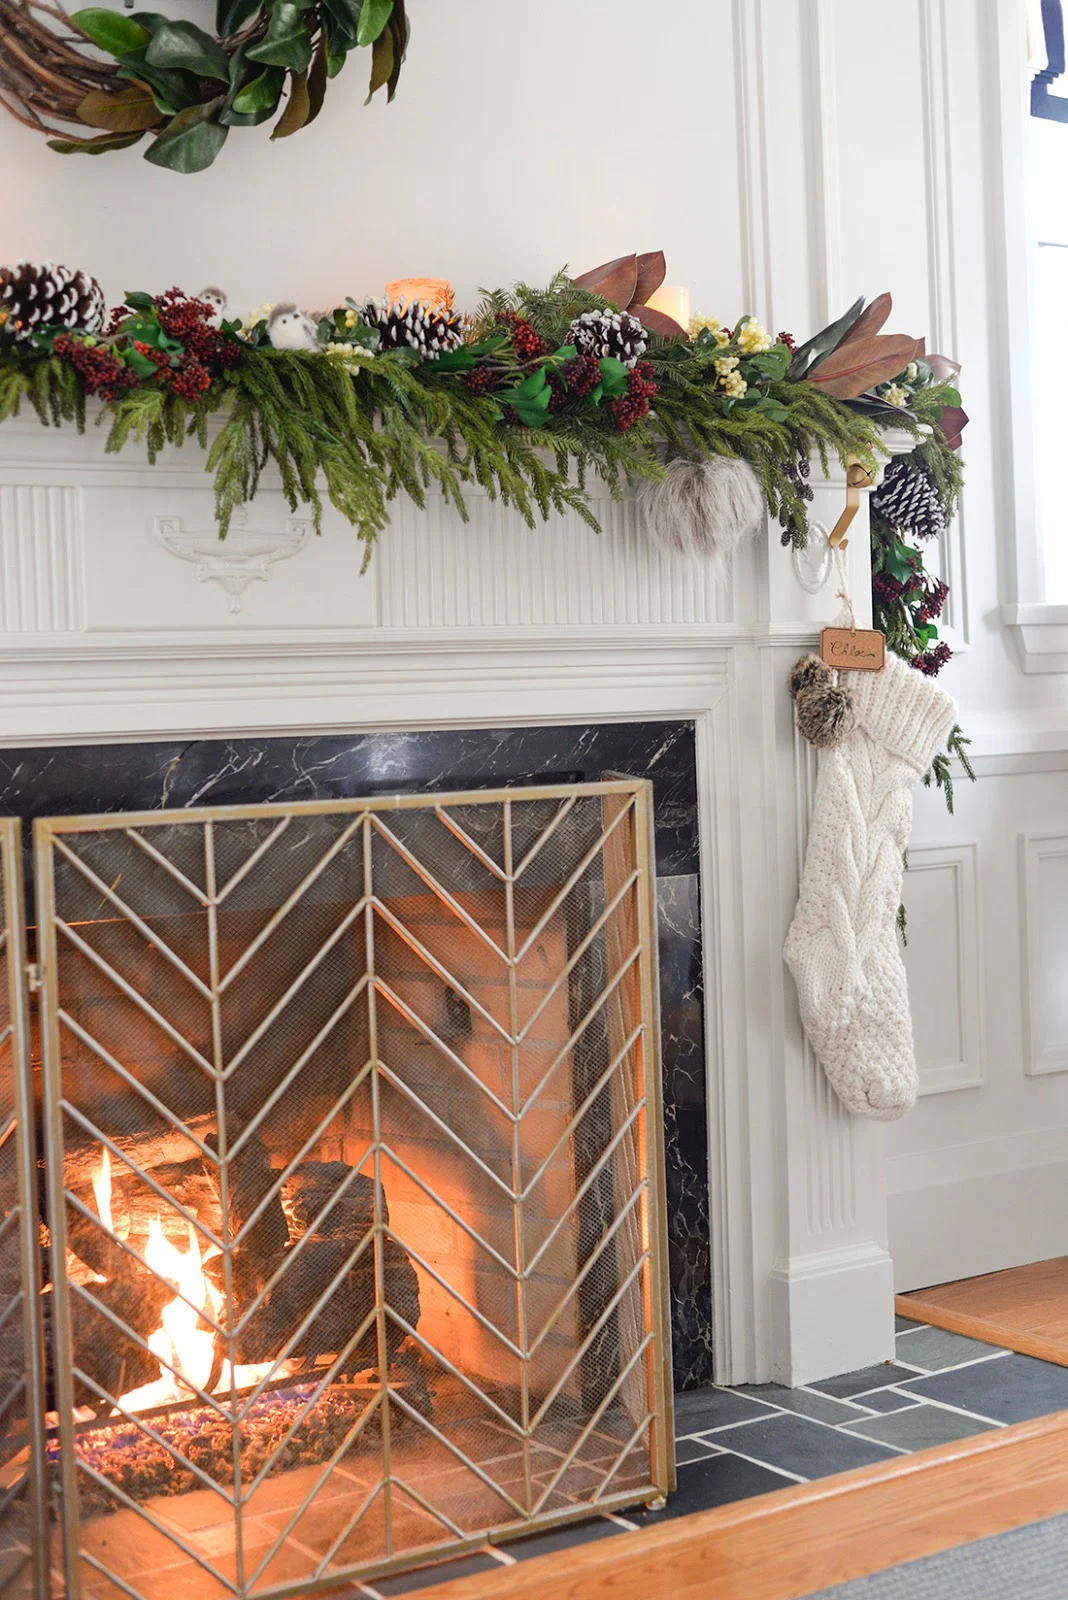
[566,308,648,369]
[363,298,464,360]
[871,457,946,540]
[0,261,106,340]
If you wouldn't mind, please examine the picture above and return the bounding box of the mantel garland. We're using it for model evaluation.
[0,260,970,801]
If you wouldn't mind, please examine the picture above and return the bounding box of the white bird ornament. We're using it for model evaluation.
[198,286,228,329]
[267,303,321,351]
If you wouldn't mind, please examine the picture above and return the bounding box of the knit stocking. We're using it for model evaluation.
[784,653,956,1120]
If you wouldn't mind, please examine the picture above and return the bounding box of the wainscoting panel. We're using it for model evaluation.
[1020,832,1068,1076]
[902,842,983,1096]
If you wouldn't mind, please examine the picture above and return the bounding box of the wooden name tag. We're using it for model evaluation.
[820,626,885,672]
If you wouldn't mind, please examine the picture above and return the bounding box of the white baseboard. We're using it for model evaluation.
[768,1242,896,1387]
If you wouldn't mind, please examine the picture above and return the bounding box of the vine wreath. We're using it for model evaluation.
[0,0,408,171]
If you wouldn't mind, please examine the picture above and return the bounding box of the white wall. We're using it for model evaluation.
[4,0,1067,1294]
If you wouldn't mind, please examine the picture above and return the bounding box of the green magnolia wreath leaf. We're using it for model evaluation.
[77,85,163,132]
[247,3,313,71]
[116,52,201,116]
[216,0,263,33]
[145,99,229,171]
[46,128,147,154]
[145,20,231,81]
[356,0,393,46]
[272,69,311,136]
[230,67,285,118]
[70,8,150,56]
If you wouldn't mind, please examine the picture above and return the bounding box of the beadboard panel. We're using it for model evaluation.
[902,843,984,1096]
[0,486,85,633]
[1020,832,1068,1077]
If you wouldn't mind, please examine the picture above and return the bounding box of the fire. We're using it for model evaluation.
[87,1145,289,1416]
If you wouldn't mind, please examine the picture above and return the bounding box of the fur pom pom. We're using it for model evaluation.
[638,456,765,561]
[795,686,857,748]
[789,654,834,701]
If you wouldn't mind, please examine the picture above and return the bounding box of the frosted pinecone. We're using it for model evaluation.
[566,308,648,368]
[362,298,464,359]
[871,456,946,540]
[0,261,106,340]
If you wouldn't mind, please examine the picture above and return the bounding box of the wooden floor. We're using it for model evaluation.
[898,1256,1068,1367]
[413,1410,1068,1599]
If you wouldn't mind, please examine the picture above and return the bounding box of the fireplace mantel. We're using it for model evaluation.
[0,417,898,1386]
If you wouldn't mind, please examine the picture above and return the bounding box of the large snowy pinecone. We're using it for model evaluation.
[566,308,648,368]
[362,297,464,359]
[0,261,106,340]
[871,456,946,540]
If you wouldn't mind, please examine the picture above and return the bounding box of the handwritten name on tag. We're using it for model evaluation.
[820,627,885,672]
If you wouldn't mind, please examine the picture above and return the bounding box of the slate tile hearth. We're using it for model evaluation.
[346,1319,1068,1597]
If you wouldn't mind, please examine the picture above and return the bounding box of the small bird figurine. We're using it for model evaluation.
[197,286,228,329]
[267,302,321,351]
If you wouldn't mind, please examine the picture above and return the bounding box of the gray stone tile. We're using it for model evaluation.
[900,1353,1068,1423]
[709,1412,900,1479]
[853,1388,922,1415]
[892,1324,1005,1372]
[629,1452,796,1523]
[896,1314,926,1333]
[503,1516,629,1561]
[809,1363,925,1400]
[675,1436,723,1466]
[841,1402,999,1451]
[673,1386,779,1436]
[374,1551,506,1593]
[738,1384,869,1426]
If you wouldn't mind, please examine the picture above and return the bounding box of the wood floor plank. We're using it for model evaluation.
[411,1410,1068,1600]
[899,1256,1068,1366]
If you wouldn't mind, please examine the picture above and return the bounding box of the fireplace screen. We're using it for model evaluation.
[13,782,672,1597]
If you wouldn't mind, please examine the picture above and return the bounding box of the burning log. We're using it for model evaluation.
[202,1124,290,1301]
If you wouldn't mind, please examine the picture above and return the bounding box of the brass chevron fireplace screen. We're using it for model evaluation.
[0,782,672,1599]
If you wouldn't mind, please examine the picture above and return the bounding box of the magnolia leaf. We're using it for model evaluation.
[632,250,666,306]
[116,53,201,114]
[356,0,393,46]
[807,333,923,399]
[247,3,313,70]
[47,128,146,154]
[216,0,262,35]
[927,352,962,382]
[230,67,284,117]
[306,37,329,121]
[366,25,393,98]
[635,304,686,340]
[938,404,969,450]
[77,86,162,132]
[145,100,229,172]
[785,295,866,379]
[573,254,639,310]
[122,291,156,310]
[146,20,230,81]
[597,356,630,398]
[433,348,476,372]
[70,8,150,56]
[271,68,311,136]
[385,0,407,96]
[835,290,893,348]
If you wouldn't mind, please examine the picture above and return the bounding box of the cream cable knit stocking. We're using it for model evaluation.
[784,652,957,1120]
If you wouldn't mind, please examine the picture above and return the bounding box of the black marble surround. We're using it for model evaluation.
[0,720,713,1389]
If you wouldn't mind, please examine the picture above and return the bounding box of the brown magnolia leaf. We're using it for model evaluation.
[807,333,923,399]
[632,250,667,307]
[835,291,893,348]
[573,253,639,310]
[306,38,328,125]
[366,26,393,100]
[77,86,162,133]
[927,352,962,382]
[635,304,686,339]
[938,404,969,449]
[273,69,310,138]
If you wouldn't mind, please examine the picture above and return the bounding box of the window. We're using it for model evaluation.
[1031,2,1068,599]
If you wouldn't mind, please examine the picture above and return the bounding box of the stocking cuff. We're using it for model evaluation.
[844,651,957,773]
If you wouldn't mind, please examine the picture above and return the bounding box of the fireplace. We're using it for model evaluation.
[1,781,673,1597]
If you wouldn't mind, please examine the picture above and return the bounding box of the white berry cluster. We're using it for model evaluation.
[566,308,648,368]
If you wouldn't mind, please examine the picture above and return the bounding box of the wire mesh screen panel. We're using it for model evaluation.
[34,784,672,1600]
[0,819,48,1600]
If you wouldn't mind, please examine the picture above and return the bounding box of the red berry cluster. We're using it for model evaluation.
[914,641,952,676]
[463,367,499,396]
[133,340,171,376]
[155,288,240,370]
[916,575,949,625]
[560,351,601,398]
[170,361,212,401]
[494,309,548,362]
[52,334,136,402]
[872,571,905,604]
[777,330,797,352]
[609,361,658,433]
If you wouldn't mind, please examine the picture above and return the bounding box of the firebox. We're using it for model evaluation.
[0,782,673,1598]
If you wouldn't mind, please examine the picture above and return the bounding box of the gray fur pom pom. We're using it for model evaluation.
[788,654,834,701]
[638,456,765,562]
[795,685,857,748]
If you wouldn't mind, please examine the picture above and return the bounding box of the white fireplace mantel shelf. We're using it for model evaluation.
[0,416,901,1388]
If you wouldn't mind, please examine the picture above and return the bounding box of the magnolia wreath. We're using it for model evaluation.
[0,0,408,170]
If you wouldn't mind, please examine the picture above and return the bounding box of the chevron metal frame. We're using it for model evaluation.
[33,782,672,1598]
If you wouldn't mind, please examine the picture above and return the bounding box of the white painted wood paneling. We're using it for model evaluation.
[1020,832,1068,1076]
[902,843,983,1096]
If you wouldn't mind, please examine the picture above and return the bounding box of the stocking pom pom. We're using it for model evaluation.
[638,455,764,562]
[794,685,857,748]
[788,654,834,701]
